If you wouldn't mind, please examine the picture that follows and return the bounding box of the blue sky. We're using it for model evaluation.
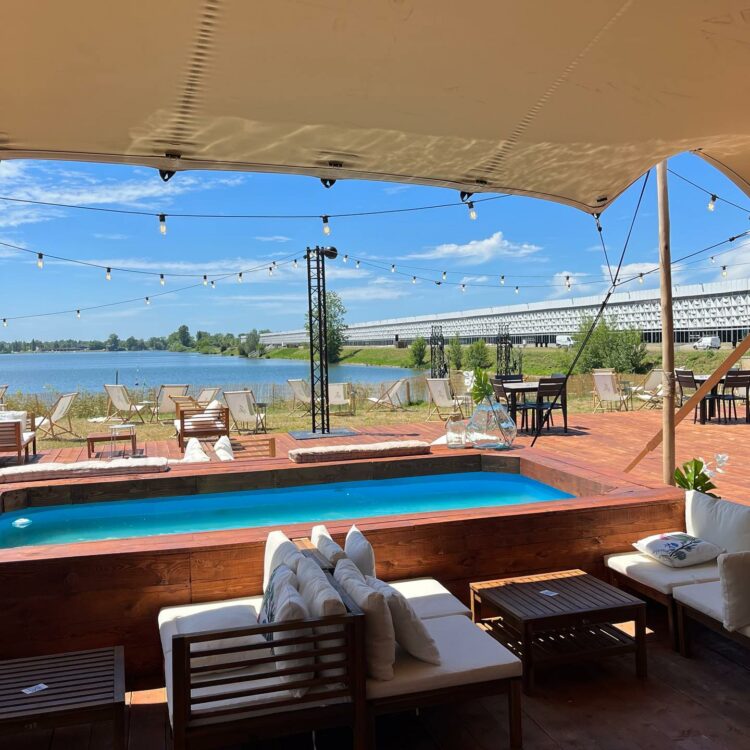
[0,152,748,341]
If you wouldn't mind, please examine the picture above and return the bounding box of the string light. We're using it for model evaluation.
[442,271,447,281]
[293,259,298,269]
[322,215,331,235]
[160,274,165,286]
[565,275,571,290]
[412,275,417,284]
[268,266,274,276]
[391,264,396,273]
[710,256,716,264]
[210,280,216,289]
[37,253,44,269]
[2,318,6,327]
[355,260,360,269]
[145,296,150,305]
[343,254,348,263]
[202,275,208,286]
[708,195,717,212]
[237,272,243,283]
[105,267,111,281]
[467,201,477,220]
[515,286,520,294]
[460,283,466,292]
[722,265,728,277]
[500,275,505,285]
[76,309,80,319]
[638,273,644,284]
[159,213,167,235]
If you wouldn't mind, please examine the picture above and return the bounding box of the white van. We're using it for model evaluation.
[555,335,574,348]
[693,336,721,350]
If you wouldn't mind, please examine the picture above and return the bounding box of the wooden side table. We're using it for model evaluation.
[0,646,125,747]
[87,432,138,459]
[471,569,647,693]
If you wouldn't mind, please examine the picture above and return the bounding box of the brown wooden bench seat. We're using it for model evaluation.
[174,406,230,452]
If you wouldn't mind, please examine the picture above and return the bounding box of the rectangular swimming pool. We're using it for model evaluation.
[0,471,572,548]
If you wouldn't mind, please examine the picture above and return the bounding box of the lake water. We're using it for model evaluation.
[0,351,418,395]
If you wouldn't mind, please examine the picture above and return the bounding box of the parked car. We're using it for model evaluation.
[693,336,721,350]
[555,335,575,348]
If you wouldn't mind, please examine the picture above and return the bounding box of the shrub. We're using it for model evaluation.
[448,336,463,370]
[574,318,648,373]
[465,339,493,370]
[409,336,428,367]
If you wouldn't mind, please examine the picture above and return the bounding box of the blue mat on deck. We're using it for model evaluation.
[288,427,359,441]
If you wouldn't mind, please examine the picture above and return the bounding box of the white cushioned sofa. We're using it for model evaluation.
[605,491,750,648]
[158,529,522,749]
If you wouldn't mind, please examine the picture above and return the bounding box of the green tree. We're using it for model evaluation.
[409,336,427,367]
[465,339,492,369]
[573,318,647,373]
[448,336,463,370]
[305,291,348,363]
[105,333,121,351]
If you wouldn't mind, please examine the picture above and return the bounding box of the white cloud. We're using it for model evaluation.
[459,275,490,284]
[254,235,292,243]
[547,270,590,299]
[404,231,541,265]
[338,277,409,302]
[93,233,128,241]
[382,184,413,196]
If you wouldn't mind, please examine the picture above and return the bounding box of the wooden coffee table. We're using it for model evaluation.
[471,569,647,692]
[87,431,137,459]
[0,647,125,747]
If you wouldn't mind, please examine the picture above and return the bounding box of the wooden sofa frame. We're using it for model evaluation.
[0,415,36,465]
[176,407,230,451]
[675,601,750,658]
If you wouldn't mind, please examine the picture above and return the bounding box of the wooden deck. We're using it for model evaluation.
[2,410,746,502]
[10,619,750,750]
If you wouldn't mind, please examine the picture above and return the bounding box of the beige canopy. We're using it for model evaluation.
[2,1,750,212]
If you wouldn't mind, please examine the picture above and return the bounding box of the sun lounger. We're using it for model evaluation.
[153,384,189,422]
[104,384,150,423]
[34,392,78,438]
[366,379,407,411]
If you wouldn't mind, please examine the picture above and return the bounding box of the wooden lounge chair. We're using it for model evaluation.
[174,405,230,451]
[104,384,150,423]
[425,378,463,421]
[195,386,221,407]
[224,389,267,434]
[34,392,78,438]
[0,411,36,464]
[288,378,312,414]
[367,379,406,412]
[153,384,189,422]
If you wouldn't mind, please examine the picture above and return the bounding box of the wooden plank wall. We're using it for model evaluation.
[2,492,682,688]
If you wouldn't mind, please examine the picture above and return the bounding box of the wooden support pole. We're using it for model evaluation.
[656,161,676,485]
[625,331,750,473]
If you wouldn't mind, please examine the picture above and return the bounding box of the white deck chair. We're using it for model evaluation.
[288,379,312,414]
[367,379,407,411]
[425,378,464,421]
[153,384,189,422]
[632,369,664,410]
[0,385,7,407]
[34,392,79,438]
[592,372,629,412]
[196,387,221,406]
[328,382,354,415]
[104,384,150,423]
[224,390,267,434]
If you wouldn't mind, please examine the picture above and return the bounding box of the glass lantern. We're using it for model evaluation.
[466,401,517,450]
[445,416,469,449]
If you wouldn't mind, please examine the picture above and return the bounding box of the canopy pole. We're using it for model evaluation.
[656,161,675,485]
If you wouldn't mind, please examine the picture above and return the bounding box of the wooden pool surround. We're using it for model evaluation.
[0,448,683,688]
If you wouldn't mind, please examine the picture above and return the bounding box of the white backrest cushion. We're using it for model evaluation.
[183,437,210,463]
[312,524,347,564]
[207,399,223,410]
[334,559,395,680]
[718,552,750,631]
[686,491,750,553]
[213,435,234,461]
[345,525,376,577]
[263,531,304,591]
[0,410,26,424]
[270,582,313,696]
[366,576,441,665]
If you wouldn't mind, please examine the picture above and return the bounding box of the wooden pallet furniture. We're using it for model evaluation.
[471,569,647,693]
[0,647,125,749]
[0,414,36,465]
[174,406,230,452]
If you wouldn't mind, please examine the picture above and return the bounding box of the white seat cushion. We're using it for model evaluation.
[605,552,719,595]
[174,417,225,434]
[389,578,471,620]
[21,431,35,445]
[366,615,521,700]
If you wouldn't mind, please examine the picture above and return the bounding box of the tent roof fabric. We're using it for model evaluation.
[2,1,750,212]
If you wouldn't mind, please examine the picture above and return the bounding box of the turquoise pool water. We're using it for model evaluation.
[0,472,572,549]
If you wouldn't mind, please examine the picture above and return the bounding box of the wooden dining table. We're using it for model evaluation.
[693,374,723,424]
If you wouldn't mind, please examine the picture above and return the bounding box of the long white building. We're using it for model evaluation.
[260,278,750,347]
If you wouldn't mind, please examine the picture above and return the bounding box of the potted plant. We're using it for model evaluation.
[673,454,728,500]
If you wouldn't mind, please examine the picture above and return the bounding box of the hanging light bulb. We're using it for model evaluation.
[638,273,644,284]
[412,275,417,284]
[2,319,6,327]
[159,214,167,235]
[515,285,520,294]
[202,275,208,286]
[210,280,216,289]
[460,283,466,292]
[272,261,277,268]
[565,275,571,290]
[76,309,81,319]
[355,259,360,269]
[160,274,166,286]
[293,259,298,269]
[391,264,396,273]
[710,256,716,264]
[105,267,111,281]
[237,272,243,283]
[145,296,150,305]
[467,201,477,220]
[722,265,728,278]
[268,266,273,276]
[322,215,331,235]
[37,253,44,269]
[707,195,717,212]
[442,271,447,281]
[500,275,505,285]
[343,254,348,263]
